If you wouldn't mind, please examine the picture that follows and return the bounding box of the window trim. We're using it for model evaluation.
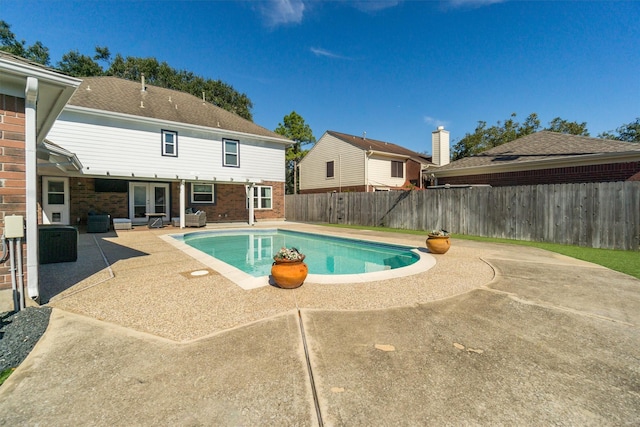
[391,160,404,178]
[162,129,178,157]
[223,139,240,167]
[190,183,215,204]
[249,185,273,210]
[326,160,335,178]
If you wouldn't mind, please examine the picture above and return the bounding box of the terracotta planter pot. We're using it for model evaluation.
[271,255,308,289]
[426,235,451,254]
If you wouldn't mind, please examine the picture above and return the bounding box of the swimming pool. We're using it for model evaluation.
[163,228,435,289]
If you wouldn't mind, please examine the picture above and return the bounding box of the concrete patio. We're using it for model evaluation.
[0,222,639,425]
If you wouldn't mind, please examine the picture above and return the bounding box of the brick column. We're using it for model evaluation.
[0,94,27,290]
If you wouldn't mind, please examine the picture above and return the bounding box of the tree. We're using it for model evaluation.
[0,20,50,65]
[57,49,104,77]
[105,54,254,121]
[451,113,594,160]
[544,117,589,136]
[2,20,254,120]
[452,113,541,160]
[274,111,316,194]
[599,118,640,143]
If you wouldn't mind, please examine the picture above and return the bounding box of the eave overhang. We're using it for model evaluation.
[0,55,81,143]
[37,139,83,173]
[63,105,292,146]
[430,151,640,178]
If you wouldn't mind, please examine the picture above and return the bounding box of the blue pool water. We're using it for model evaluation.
[179,229,419,278]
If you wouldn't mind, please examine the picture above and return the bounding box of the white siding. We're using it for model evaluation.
[299,133,365,191]
[46,110,285,182]
[367,154,406,188]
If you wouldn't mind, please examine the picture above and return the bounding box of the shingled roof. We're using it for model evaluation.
[435,131,640,172]
[67,76,290,143]
[0,50,63,74]
[326,130,431,164]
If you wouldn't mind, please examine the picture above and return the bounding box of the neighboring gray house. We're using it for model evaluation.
[430,131,640,187]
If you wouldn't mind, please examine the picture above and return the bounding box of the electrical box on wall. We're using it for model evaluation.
[4,215,25,238]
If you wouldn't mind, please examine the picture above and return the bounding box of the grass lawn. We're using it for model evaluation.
[321,223,640,280]
[0,368,14,386]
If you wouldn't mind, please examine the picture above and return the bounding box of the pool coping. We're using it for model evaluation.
[160,227,437,290]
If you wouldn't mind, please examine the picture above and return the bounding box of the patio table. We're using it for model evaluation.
[145,213,166,228]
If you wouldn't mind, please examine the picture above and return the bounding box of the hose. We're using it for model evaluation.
[0,234,8,264]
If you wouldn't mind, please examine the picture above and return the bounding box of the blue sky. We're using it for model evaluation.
[3,0,639,154]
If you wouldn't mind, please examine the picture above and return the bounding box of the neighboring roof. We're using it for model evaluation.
[434,131,640,175]
[326,130,432,164]
[66,76,290,143]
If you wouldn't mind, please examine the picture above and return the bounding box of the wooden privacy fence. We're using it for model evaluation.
[285,182,640,250]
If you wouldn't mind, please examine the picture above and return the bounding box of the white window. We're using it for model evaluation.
[223,139,239,167]
[251,185,272,210]
[191,183,214,203]
[162,130,178,157]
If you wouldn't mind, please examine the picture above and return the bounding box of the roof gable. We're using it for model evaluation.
[326,130,431,164]
[67,77,290,142]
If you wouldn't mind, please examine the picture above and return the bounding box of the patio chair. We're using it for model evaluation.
[185,210,206,227]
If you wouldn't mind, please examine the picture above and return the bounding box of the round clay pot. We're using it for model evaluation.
[271,255,308,289]
[426,235,451,254]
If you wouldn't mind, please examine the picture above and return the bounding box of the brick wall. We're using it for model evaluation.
[0,94,27,289]
[438,162,640,187]
[185,181,285,222]
[67,179,286,225]
[254,181,285,221]
[406,159,423,187]
[69,177,129,224]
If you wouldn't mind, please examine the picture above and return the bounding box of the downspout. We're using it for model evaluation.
[364,151,368,192]
[365,150,372,192]
[179,180,186,228]
[338,154,342,193]
[25,77,39,301]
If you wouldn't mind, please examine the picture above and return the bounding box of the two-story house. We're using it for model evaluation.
[299,130,439,193]
[43,76,291,227]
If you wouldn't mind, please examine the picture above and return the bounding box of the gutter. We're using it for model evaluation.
[366,149,410,160]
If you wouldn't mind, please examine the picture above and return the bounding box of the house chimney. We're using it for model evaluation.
[431,126,450,166]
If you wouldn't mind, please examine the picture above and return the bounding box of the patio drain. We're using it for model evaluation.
[180,269,217,279]
[190,270,209,277]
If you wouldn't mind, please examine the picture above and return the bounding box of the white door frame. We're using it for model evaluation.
[128,182,170,224]
[42,177,70,225]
